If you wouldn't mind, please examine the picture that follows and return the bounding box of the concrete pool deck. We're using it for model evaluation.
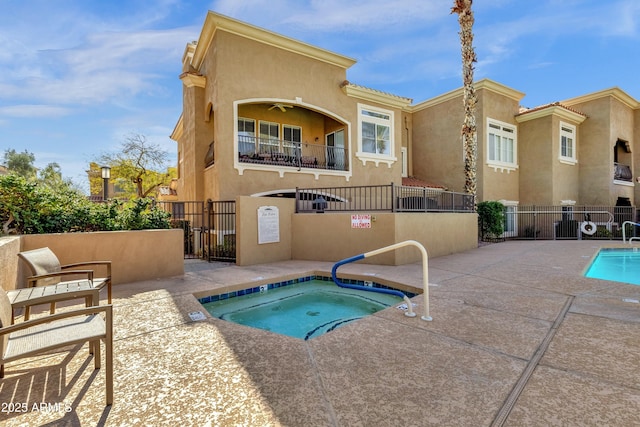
[1,240,639,426]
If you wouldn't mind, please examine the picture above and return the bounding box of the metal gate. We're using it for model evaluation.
[156,200,236,262]
[206,200,236,262]
[156,201,206,259]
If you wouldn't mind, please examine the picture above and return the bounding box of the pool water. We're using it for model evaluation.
[584,248,640,285]
[202,280,403,340]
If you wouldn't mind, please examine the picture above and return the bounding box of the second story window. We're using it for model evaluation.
[559,122,577,164]
[356,103,395,167]
[487,118,517,171]
[238,117,256,155]
[259,121,280,153]
[283,124,301,146]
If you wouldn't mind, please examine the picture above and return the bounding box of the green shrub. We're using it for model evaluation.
[478,201,505,239]
[0,174,171,234]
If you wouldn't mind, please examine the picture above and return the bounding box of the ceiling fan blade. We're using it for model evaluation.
[269,103,294,112]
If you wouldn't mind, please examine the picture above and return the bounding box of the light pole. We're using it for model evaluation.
[101,166,111,201]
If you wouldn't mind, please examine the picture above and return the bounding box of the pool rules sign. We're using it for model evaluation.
[258,206,280,244]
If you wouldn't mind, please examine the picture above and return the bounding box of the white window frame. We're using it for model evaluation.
[258,120,280,153]
[487,118,517,172]
[238,117,256,155]
[326,129,346,170]
[559,122,577,165]
[282,124,301,153]
[283,124,301,143]
[356,103,396,167]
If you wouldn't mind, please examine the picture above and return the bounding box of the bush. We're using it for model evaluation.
[478,201,505,239]
[0,174,171,234]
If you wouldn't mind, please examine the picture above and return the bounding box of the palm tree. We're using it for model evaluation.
[451,0,477,210]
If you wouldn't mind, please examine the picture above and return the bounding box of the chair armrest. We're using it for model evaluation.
[62,262,111,279]
[0,305,112,336]
[27,270,94,287]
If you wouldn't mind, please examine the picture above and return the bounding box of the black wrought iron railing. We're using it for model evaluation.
[492,205,636,241]
[295,184,475,213]
[155,200,236,262]
[238,135,348,171]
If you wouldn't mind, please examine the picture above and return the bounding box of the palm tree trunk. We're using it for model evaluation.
[452,0,478,211]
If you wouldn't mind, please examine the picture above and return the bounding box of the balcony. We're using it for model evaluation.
[238,135,348,171]
[614,162,632,182]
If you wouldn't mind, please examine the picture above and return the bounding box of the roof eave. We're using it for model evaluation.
[190,11,357,71]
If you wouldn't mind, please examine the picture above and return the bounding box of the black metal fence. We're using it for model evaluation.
[156,200,236,262]
[480,205,636,241]
[206,200,236,262]
[295,184,474,213]
[157,201,206,259]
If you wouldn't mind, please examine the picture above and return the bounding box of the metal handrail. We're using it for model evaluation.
[515,209,614,224]
[622,221,640,243]
[331,240,432,321]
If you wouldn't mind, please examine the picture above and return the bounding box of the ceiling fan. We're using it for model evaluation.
[268,103,294,112]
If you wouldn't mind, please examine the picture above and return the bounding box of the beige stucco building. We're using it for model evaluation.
[172,11,640,221]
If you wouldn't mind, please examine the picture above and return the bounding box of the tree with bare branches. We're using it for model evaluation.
[97,133,174,198]
[451,0,478,210]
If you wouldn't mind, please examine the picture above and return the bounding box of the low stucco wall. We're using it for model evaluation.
[0,236,21,291]
[291,212,478,265]
[230,195,478,266]
[18,229,184,287]
[236,196,295,266]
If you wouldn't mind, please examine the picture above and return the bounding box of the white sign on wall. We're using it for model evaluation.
[351,214,371,229]
[258,206,280,244]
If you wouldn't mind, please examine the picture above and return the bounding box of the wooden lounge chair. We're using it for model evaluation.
[18,248,112,318]
[0,288,113,405]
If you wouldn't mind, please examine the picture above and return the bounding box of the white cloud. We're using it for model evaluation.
[213,0,452,33]
[0,26,196,106]
[0,104,73,118]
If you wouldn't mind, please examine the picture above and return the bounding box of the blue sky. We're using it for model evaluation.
[1,0,639,192]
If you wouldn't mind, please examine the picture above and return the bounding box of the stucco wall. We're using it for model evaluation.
[291,212,477,265]
[236,196,295,266]
[19,229,184,287]
[412,95,466,192]
[0,236,21,291]
[477,88,521,203]
[187,29,406,203]
[235,196,477,266]
[394,213,478,263]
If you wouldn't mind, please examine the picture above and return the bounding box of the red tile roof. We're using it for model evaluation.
[517,101,587,117]
[402,176,446,189]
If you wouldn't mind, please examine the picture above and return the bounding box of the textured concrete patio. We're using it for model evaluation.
[1,240,639,426]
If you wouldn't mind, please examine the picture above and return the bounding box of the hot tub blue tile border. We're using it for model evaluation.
[198,275,416,305]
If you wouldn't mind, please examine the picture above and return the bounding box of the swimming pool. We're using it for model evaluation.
[584,248,640,285]
[200,277,410,340]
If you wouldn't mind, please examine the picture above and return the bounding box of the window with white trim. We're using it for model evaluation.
[357,104,395,165]
[559,122,577,164]
[259,121,279,153]
[238,117,256,155]
[283,125,301,144]
[283,124,301,155]
[487,119,517,170]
